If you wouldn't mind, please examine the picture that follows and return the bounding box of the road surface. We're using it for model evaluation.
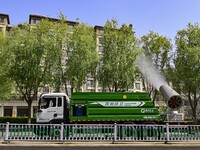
[0,142,200,150]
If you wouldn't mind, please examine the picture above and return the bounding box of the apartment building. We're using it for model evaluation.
[0,13,10,34]
[0,14,144,117]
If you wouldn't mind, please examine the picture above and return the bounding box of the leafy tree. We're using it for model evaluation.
[0,32,13,100]
[8,18,68,122]
[98,19,139,92]
[140,31,172,103]
[66,23,98,92]
[169,23,200,124]
[47,14,69,93]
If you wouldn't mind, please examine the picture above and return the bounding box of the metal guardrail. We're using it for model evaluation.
[0,123,200,143]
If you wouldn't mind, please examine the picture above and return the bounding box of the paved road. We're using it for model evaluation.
[0,146,200,150]
[0,145,200,150]
[0,142,200,150]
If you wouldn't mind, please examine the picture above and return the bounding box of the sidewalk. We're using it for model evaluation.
[1,141,200,147]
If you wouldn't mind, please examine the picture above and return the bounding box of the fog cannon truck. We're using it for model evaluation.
[36,86,182,124]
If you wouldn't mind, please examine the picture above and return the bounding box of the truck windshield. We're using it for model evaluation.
[40,97,56,109]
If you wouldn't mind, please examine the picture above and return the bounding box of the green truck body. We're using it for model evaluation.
[70,92,162,123]
[37,84,182,125]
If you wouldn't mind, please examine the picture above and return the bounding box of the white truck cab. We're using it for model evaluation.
[37,93,70,124]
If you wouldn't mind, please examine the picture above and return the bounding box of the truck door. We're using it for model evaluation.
[48,97,64,121]
[54,97,64,119]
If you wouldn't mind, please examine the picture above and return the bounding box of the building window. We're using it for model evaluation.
[43,86,49,93]
[67,87,71,95]
[66,50,72,57]
[87,72,93,78]
[99,46,103,53]
[15,85,20,92]
[97,29,103,33]
[4,107,12,116]
[87,80,94,87]
[68,24,74,29]
[129,84,134,90]
[135,83,141,90]
[135,75,141,81]
[33,19,41,24]
[17,107,28,117]
[0,17,4,23]
[98,38,103,45]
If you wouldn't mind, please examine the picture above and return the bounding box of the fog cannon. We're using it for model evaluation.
[159,84,182,111]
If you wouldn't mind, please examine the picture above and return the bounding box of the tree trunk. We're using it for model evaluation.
[188,93,198,124]
[64,83,69,96]
[27,101,32,124]
[193,98,198,124]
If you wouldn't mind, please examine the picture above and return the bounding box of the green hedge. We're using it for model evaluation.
[0,117,36,123]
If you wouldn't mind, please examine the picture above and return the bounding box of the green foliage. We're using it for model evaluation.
[0,117,36,123]
[44,15,69,92]
[169,23,200,124]
[66,23,98,91]
[0,32,13,100]
[98,19,140,92]
[140,31,172,71]
[140,31,172,102]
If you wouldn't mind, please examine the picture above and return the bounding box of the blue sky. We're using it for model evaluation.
[2,0,200,41]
